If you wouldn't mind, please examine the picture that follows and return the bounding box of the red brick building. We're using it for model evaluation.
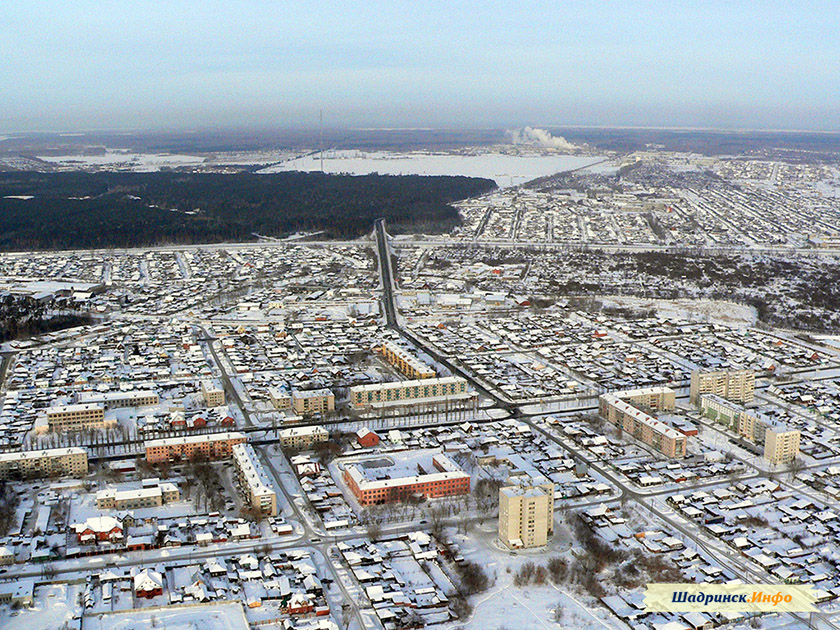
[144,432,247,463]
[355,428,380,448]
[344,453,470,506]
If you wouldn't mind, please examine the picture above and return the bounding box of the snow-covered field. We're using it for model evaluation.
[36,151,206,171]
[0,584,82,630]
[258,150,606,187]
[84,601,250,630]
[597,296,758,327]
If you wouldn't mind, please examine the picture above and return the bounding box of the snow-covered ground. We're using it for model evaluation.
[36,151,206,171]
[597,295,758,328]
[0,583,82,630]
[83,601,250,630]
[258,150,606,187]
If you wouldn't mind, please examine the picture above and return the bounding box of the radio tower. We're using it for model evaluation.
[319,109,324,172]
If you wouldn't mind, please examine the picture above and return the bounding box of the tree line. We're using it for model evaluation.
[0,171,495,250]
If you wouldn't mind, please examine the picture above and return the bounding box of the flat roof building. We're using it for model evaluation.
[96,481,179,510]
[278,425,329,450]
[380,341,435,379]
[46,403,108,432]
[144,431,246,463]
[599,387,686,458]
[78,390,159,409]
[343,451,470,506]
[499,481,554,549]
[349,376,474,409]
[291,389,334,416]
[0,447,88,480]
[232,443,278,516]
[690,369,755,405]
[201,381,226,408]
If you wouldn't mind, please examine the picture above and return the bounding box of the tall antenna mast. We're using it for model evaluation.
[319,109,324,172]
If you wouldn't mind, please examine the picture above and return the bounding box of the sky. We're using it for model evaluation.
[1,1,839,133]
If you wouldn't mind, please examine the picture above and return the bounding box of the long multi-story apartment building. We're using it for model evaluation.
[78,390,159,409]
[690,369,755,405]
[700,394,801,464]
[0,447,88,480]
[611,386,676,412]
[291,389,335,416]
[599,387,686,458]
[379,341,435,379]
[278,426,329,450]
[499,480,555,549]
[349,376,474,409]
[344,453,470,506]
[96,479,180,510]
[46,403,108,432]
[144,432,246,463]
[232,443,278,516]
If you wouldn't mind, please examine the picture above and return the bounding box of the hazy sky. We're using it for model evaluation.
[1,1,839,133]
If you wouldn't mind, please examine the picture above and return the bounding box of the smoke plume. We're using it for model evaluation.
[507,127,578,150]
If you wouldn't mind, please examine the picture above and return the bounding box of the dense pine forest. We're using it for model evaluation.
[0,171,495,250]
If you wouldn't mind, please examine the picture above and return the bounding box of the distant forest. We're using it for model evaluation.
[0,171,494,250]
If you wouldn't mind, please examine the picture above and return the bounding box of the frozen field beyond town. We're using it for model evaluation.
[258,150,606,187]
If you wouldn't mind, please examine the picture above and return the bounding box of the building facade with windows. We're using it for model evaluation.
[499,481,555,549]
[690,369,755,405]
[144,432,246,463]
[349,376,473,409]
[0,447,88,480]
[232,443,278,516]
[46,403,108,432]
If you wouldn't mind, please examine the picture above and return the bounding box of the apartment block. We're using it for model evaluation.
[690,369,755,405]
[0,447,88,480]
[379,341,435,379]
[498,481,555,549]
[278,425,329,450]
[739,412,801,465]
[201,381,226,408]
[144,431,246,463]
[46,403,107,432]
[291,389,335,416]
[764,426,801,465]
[232,443,278,516]
[349,376,474,409]
[599,387,686,458]
[268,387,292,410]
[96,479,180,510]
[613,386,676,412]
[78,390,159,409]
